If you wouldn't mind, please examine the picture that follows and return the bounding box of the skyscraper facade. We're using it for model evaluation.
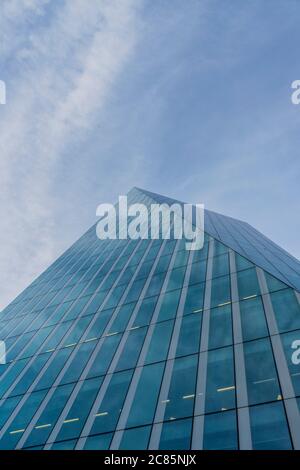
[0,187,300,450]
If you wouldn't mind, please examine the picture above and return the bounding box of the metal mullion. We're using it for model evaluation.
[0,238,131,443]
[230,250,252,450]
[16,238,143,449]
[0,238,117,388]
[41,239,153,448]
[78,239,172,450]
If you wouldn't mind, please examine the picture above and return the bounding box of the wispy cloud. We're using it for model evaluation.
[0,0,141,309]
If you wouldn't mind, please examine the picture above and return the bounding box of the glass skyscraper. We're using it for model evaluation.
[0,187,300,450]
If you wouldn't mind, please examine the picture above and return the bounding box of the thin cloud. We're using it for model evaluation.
[0,0,141,309]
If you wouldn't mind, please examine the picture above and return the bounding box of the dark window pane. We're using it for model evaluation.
[270,289,300,333]
[144,320,174,364]
[176,314,202,357]
[203,410,238,449]
[237,268,260,300]
[119,426,151,450]
[183,283,205,315]
[126,363,165,428]
[159,418,192,450]
[164,355,198,420]
[244,338,281,405]
[157,290,181,322]
[211,276,231,308]
[208,304,232,349]
[23,383,75,447]
[90,370,133,435]
[250,402,292,449]
[56,376,104,441]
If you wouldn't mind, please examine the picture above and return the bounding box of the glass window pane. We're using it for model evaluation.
[214,241,228,256]
[87,334,122,379]
[8,352,51,397]
[203,410,238,449]
[115,327,147,372]
[189,260,207,285]
[146,273,167,298]
[280,330,300,396]
[119,426,151,450]
[6,331,35,361]
[90,370,133,435]
[0,389,48,449]
[173,251,189,269]
[60,342,95,385]
[20,326,54,359]
[83,433,113,450]
[211,276,231,308]
[34,347,73,391]
[159,418,192,450]
[62,316,93,346]
[51,439,77,450]
[0,359,29,399]
[163,355,198,420]
[126,362,165,428]
[125,279,146,304]
[208,304,232,350]
[265,272,287,293]
[133,296,158,327]
[270,289,300,333]
[86,309,112,340]
[144,320,174,365]
[237,268,260,300]
[0,395,22,430]
[175,314,202,357]
[157,290,181,322]
[23,383,75,447]
[183,283,205,315]
[166,267,186,292]
[250,402,292,449]
[108,303,136,334]
[212,254,229,279]
[235,254,253,271]
[56,376,104,441]
[205,346,235,413]
[240,297,269,342]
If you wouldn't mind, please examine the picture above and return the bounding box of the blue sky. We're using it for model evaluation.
[0,0,300,309]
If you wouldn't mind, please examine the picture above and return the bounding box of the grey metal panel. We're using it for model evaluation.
[192,237,214,448]
[230,250,252,448]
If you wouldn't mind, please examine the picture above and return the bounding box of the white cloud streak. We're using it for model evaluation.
[0,0,141,309]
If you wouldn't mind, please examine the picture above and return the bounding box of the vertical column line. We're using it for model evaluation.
[230,250,252,450]
[191,237,214,450]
